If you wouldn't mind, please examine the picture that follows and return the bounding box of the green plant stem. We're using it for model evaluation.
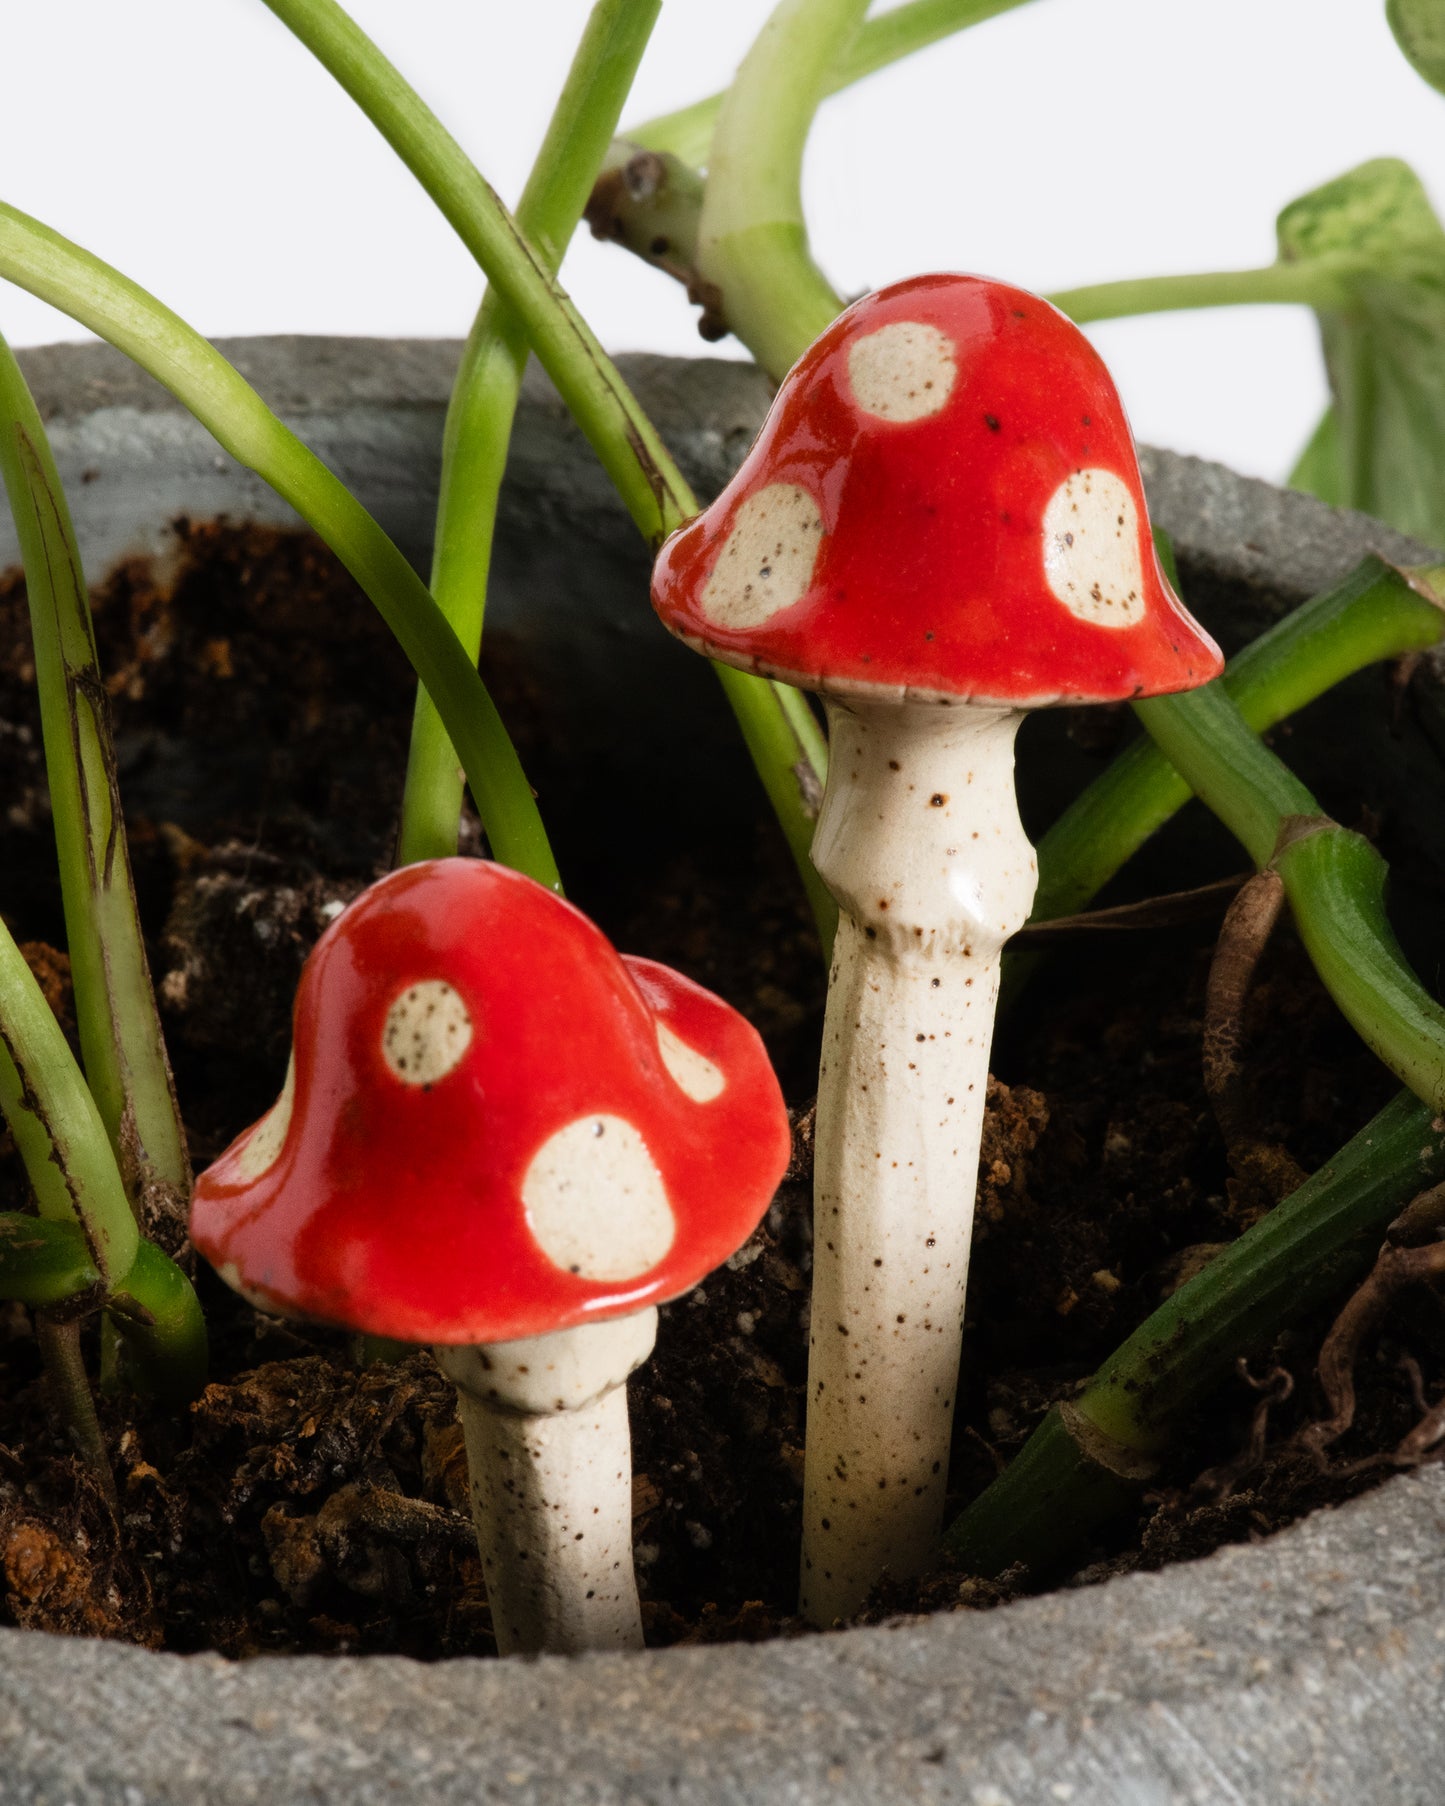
[1047,260,1356,326]
[0,202,558,891]
[631,0,1042,166]
[263,0,690,548]
[399,0,659,864]
[1027,557,1445,931]
[1132,683,1311,867]
[717,662,830,917]
[944,1089,1445,1577]
[584,142,710,301]
[695,0,868,379]
[1132,678,1445,1109]
[0,333,190,1226]
[106,1240,208,1405]
[260,0,830,939]
[0,920,137,1286]
[0,1214,101,1308]
[0,922,205,1398]
[34,1311,115,1500]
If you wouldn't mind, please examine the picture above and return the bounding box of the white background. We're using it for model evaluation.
[2,0,1439,482]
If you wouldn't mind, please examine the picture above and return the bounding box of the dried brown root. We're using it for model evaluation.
[1186,1360,1294,1502]
[1298,1180,1445,1470]
[1201,869,1308,1223]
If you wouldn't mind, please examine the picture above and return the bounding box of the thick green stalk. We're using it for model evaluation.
[1047,260,1356,325]
[944,1090,1445,1577]
[0,335,190,1226]
[107,1240,209,1405]
[1028,557,1445,930]
[1272,824,1445,1110]
[260,0,829,937]
[631,0,1042,167]
[1132,679,1445,1109]
[0,922,204,1398]
[0,921,137,1286]
[0,201,558,891]
[695,0,868,379]
[35,1312,114,1498]
[1133,683,1311,867]
[0,1214,101,1309]
[399,0,660,864]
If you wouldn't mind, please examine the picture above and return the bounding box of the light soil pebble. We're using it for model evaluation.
[437,1309,658,1656]
[800,699,1036,1626]
[700,484,824,629]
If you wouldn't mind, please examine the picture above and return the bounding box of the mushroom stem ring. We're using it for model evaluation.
[800,700,1035,1624]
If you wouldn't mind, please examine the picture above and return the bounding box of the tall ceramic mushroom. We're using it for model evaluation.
[651,273,1224,1624]
[189,858,790,1656]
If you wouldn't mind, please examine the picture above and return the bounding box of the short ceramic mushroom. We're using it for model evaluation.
[189,858,790,1656]
[651,273,1224,1624]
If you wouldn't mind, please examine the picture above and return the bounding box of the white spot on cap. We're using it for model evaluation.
[700,484,823,630]
[1042,469,1147,628]
[235,1052,295,1180]
[382,980,473,1087]
[656,1022,725,1103]
[847,320,957,423]
[523,1115,674,1280]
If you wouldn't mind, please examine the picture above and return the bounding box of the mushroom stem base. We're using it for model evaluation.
[439,1310,656,1657]
[800,700,1036,1626]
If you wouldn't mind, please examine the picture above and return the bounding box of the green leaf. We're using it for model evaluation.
[0,335,191,1226]
[1276,156,1443,263]
[1277,158,1445,544]
[1388,0,1445,94]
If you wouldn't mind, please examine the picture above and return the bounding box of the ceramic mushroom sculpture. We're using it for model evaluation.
[651,273,1224,1624]
[189,858,790,1656]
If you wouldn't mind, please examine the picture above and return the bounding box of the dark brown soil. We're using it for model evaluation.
[0,523,1439,1658]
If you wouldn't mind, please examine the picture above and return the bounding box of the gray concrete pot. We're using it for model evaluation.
[2,339,1445,1805]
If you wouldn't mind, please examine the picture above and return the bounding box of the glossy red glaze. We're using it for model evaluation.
[189,860,791,1345]
[653,274,1223,704]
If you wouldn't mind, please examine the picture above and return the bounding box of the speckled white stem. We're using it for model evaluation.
[437,1309,656,1657]
[800,700,1037,1626]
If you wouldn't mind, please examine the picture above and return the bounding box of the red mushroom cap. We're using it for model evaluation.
[652,273,1223,706]
[189,860,791,1345]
